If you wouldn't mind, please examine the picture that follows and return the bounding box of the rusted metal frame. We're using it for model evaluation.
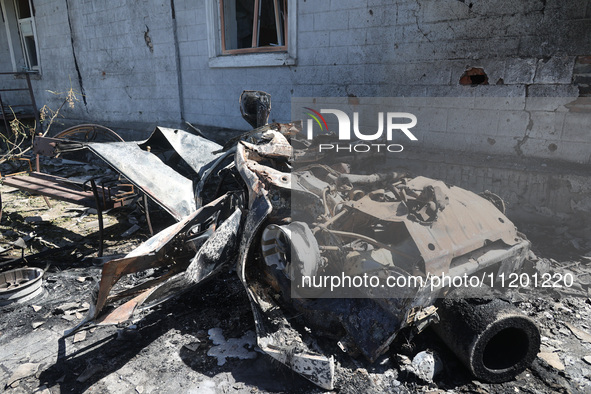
[89,179,105,258]
[34,172,104,201]
[92,193,233,319]
[0,93,9,132]
[0,157,33,177]
[93,254,166,319]
[53,124,124,142]
[143,194,154,235]
[101,184,107,207]
[105,264,184,303]
[24,73,40,132]
[2,173,99,204]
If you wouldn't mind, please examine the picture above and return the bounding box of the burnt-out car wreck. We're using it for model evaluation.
[57,91,540,390]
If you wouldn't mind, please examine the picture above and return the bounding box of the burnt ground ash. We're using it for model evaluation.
[1,157,591,393]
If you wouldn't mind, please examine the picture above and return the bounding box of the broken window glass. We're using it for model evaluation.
[220,0,287,54]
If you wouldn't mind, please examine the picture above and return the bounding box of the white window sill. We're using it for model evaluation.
[208,52,296,68]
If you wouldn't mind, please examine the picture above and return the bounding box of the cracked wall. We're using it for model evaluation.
[175,0,590,165]
[1,0,182,129]
[0,0,589,163]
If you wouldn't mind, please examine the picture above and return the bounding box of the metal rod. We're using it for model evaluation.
[0,88,29,92]
[0,93,9,134]
[144,194,154,235]
[24,73,40,134]
[90,179,104,257]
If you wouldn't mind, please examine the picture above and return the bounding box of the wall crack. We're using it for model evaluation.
[64,0,87,107]
[515,111,534,156]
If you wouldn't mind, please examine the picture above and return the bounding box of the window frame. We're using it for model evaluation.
[219,0,287,55]
[1,0,40,72]
[206,0,297,68]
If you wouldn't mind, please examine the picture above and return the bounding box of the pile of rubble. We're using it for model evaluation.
[1,92,591,393]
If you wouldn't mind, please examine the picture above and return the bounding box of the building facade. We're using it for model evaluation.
[0,0,590,162]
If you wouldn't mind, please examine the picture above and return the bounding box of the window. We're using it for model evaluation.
[206,0,296,68]
[220,0,287,54]
[15,0,39,70]
[1,0,40,72]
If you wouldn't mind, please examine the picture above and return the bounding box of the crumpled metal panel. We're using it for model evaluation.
[87,127,221,220]
[64,194,235,336]
[139,127,222,176]
[348,176,520,275]
[88,141,195,220]
[235,142,335,390]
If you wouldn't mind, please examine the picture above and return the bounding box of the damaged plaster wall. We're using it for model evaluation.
[175,0,590,165]
[1,0,587,161]
[172,0,591,226]
[20,0,182,131]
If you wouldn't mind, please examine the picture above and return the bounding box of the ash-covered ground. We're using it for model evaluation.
[1,156,590,394]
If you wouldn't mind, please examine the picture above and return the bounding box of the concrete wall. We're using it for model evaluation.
[0,0,588,162]
[1,0,182,128]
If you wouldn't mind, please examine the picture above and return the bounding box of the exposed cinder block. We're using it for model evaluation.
[298,14,314,32]
[329,29,367,47]
[299,31,329,48]
[0,0,588,168]
[526,84,580,98]
[534,55,576,84]
[504,58,537,84]
[406,62,452,85]
[314,10,349,31]
[300,0,331,15]
[419,0,471,23]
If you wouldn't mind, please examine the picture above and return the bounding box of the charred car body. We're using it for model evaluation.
[54,91,540,390]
